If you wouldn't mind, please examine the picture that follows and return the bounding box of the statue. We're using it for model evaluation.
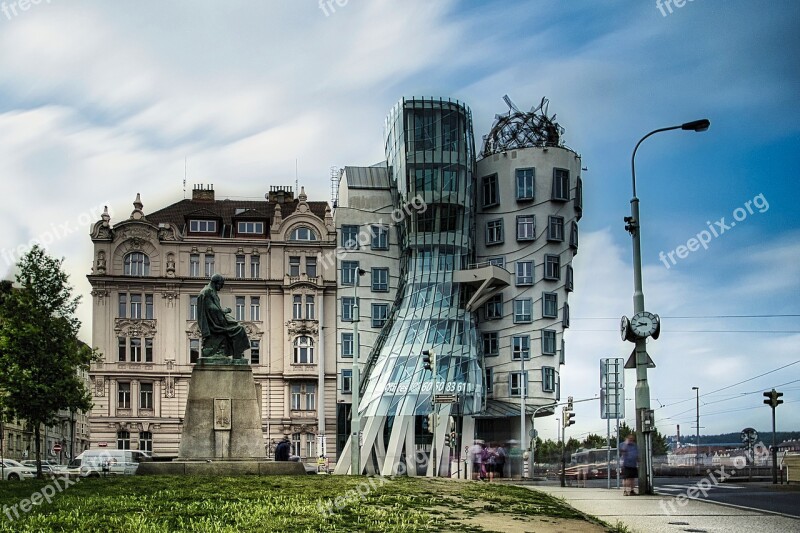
[197,274,250,360]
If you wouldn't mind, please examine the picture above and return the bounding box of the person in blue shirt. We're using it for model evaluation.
[620,434,639,495]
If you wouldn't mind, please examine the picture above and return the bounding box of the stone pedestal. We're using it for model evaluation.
[178,362,264,459]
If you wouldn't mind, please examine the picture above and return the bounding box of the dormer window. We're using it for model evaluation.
[237,221,264,234]
[124,252,150,276]
[289,227,317,241]
[189,220,217,233]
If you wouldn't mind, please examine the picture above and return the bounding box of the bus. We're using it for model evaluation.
[566,448,619,479]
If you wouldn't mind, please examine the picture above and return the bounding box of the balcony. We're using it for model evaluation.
[284,363,318,379]
[285,274,320,287]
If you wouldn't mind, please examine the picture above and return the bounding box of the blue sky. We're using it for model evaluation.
[0,0,797,442]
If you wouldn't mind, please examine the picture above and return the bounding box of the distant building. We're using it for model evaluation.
[86,185,338,459]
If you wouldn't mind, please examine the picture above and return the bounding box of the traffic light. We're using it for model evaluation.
[422,350,432,372]
[444,433,450,447]
[563,412,575,427]
[763,389,784,408]
[450,431,457,448]
[426,413,435,432]
[624,216,637,235]
[567,396,573,411]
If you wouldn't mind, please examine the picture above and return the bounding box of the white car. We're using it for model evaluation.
[21,460,65,476]
[0,459,36,480]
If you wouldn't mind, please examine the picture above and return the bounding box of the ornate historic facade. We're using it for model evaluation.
[87,185,338,460]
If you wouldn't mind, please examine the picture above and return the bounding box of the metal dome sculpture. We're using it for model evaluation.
[480,95,564,158]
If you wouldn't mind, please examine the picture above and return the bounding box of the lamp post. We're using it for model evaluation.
[628,118,710,495]
[692,386,700,470]
[350,268,366,475]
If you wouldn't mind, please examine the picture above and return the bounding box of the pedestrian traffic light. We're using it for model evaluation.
[563,412,575,427]
[763,389,784,408]
[422,350,432,371]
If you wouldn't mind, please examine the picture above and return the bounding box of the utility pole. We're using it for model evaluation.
[350,268,366,475]
[763,389,783,484]
[423,350,436,477]
[692,386,700,471]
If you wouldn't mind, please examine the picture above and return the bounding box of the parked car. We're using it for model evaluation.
[66,450,145,477]
[0,459,36,481]
[21,460,65,476]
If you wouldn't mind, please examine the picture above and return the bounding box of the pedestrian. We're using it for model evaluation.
[495,443,507,479]
[469,440,484,480]
[620,434,638,495]
[485,442,498,481]
[275,436,291,461]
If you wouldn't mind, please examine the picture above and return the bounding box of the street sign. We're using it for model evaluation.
[529,429,538,438]
[52,443,62,453]
[741,427,758,445]
[98,442,108,447]
[434,394,458,403]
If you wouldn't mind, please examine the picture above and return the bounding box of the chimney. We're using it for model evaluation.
[676,424,681,447]
[192,184,215,202]
[268,185,294,204]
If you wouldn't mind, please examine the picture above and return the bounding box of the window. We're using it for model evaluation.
[145,294,154,319]
[513,298,532,323]
[341,261,359,286]
[250,297,261,321]
[510,372,528,397]
[542,367,556,392]
[190,254,200,277]
[117,430,130,450]
[570,221,579,250]
[566,265,574,292]
[293,336,314,364]
[426,319,451,344]
[485,367,494,394]
[237,221,264,234]
[118,383,131,409]
[414,167,437,191]
[342,369,352,393]
[293,295,302,319]
[250,340,260,365]
[516,261,533,286]
[250,255,261,278]
[204,254,215,277]
[482,332,499,356]
[291,433,301,457]
[118,337,126,362]
[542,330,557,355]
[552,168,570,201]
[306,257,317,278]
[341,225,359,250]
[543,292,558,318]
[235,296,245,321]
[289,227,317,241]
[441,112,459,151]
[305,384,316,410]
[547,216,564,242]
[560,339,566,365]
[190,338,200,364]
[130,294,142,319]
[486,219,504,245]
[140,383,153,410]
[341,333,354,358]
[417,208,436,232]
[544,254,560,281]
[563,302,570,328]
[341,297,357,322]
[190,220,217,233]
[371,267,389,292]
[189,296,198,320]
[236,255,246,278]
[145,338,153,363]
[485,294,502,320]
[575,177,583,213]
[291,385,301,410]
[371,303,389,328]
[306,434,316,459]
[413,110,435,150]
[118,293,127,318]
[290,384,315,410]
[305,295,315,320]
[139,431,153,453]
[516,168,535,200]
[289,256,301,277]
[442,168,459,192]
[124,252,150,276]
[482,174,499,207]
[516,215,535,241]
[512,335,530,360]
[487,257,504,268]
[371,225,388,250]
[130,338,142,362]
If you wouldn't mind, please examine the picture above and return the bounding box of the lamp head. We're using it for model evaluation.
[681,119,710,132]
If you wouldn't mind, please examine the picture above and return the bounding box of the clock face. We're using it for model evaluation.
[631,311,659,338]
[620,316,631,341]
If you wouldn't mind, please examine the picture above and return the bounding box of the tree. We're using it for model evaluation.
[0,246,96,477]
[582,433,607,450]
[614,421,669,456]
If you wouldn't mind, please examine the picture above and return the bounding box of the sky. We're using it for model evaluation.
[0,0,798,443]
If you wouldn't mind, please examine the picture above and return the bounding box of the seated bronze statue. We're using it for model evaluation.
[197,274,250,359]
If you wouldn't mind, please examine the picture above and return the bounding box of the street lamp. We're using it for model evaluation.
[692,386,700,470]
[350,268,366,475]
[626,118,710,495]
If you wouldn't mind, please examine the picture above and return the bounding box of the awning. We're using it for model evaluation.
[474,400,555,418]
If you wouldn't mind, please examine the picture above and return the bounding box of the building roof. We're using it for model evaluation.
[474,400,543,418]
[343,165,390,190]
[146,198,329,229]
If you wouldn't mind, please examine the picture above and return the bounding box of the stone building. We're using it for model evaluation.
[86,185,338,460]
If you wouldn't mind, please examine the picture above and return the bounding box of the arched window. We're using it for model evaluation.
[293,336,314,364]
[124,252,150,276]
[289,227,317,241]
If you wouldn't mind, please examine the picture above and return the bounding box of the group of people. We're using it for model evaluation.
[469,440,507,481]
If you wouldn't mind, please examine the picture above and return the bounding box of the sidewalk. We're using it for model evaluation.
[526,486,800,533]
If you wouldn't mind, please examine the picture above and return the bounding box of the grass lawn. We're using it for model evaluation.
[0,475,616,532]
